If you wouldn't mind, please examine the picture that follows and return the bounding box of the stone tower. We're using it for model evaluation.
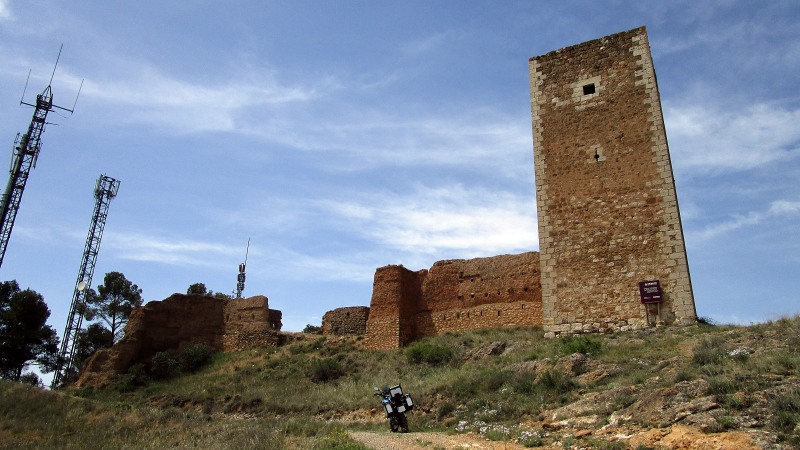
[529,26,696,335]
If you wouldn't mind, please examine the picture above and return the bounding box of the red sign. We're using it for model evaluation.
[638,280,662,304]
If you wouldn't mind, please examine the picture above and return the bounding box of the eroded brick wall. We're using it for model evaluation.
[222,296,283,351]
[365,253,542,349]
[365,265,426,349]
[76,294,282,387]
[529,27,696,336]
[322,306,370,336]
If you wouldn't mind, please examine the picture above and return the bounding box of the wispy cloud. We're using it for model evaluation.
[65,49,532,175]
[323,184,538,264]
[79,61,323,133]
[690,199,800,242]
[666,103,800,172]
[261,247,378,283]
[105,231,238,266]
[400,31,459,57]
[242,106,534,177]
[0,0,10,20]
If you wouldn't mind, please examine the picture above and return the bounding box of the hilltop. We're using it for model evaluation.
[1,318,799,449]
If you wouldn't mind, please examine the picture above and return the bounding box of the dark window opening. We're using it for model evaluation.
[583,83,595,95]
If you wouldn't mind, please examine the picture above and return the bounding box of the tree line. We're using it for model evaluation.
[0,272,142,386]
[1,276,235,386]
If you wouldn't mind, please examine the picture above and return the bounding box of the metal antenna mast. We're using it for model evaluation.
[0,45,82,270]
[52,175,120,387]
[235,238,250,298]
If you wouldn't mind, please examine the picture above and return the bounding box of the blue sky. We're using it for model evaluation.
[0,0,798,347]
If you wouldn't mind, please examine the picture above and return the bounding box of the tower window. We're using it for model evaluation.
[583,83,596,95]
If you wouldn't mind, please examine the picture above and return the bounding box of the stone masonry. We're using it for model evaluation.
[322,306,370,336]
[529,26,696,335]
[365,252,541,349]
[75,294,282,387]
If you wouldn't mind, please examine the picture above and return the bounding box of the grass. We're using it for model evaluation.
[3,317,800,447]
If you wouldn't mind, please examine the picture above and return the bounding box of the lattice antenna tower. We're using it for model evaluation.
[235,238,250,298]
[0,45,83,270]
[52,175,120,388]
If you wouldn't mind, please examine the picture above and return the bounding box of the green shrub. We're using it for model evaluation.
[448,374,480,397]
[19,372,42,387]
[436,402,455,421]
[303,324,322,334]
[316,428,370,450]
[509,370,535,395]
[179,344,214,372]
[115,363,150,391]
[484,427,510,441]
[772,388,800,434]
[533,369,576,403]
[405,342,453,366]
[518,430,545,447]
[150,352,181,380]
[584,439,628,450]
[674,368,695,382]
[706,376,740,396]
[691,337,726,366]
[559,335,602,355]
[309,357,344,383]
[290,337,327,354]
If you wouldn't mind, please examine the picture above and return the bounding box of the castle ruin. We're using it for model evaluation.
[529,26,696,335]
[75,294,282,387]
[322,306,370,336]
[365,253,541,349]
[358,26,696,349]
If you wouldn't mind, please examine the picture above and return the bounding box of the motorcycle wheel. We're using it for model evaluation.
[389,416,400,433]
[399,413,409,433]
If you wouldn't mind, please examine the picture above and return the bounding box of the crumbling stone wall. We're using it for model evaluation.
[365,252,541,349]
[322,306,370,336]
[529,26,696,336]
[365,265,426,349]
[222,296,283,351]
[75,294,282,387]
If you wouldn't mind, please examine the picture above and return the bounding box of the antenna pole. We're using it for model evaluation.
[49,44,63,86]
[235,238,250,298]
[0,47,80,271]
[52,175,120,388]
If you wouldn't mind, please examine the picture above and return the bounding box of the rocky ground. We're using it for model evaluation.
[340,322,800,449]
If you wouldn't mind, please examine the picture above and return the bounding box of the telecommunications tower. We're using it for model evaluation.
[52,175,120,387]
[0,46,82,270]
[234,238,250,298]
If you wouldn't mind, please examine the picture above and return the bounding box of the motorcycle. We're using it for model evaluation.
[373,384,414,432]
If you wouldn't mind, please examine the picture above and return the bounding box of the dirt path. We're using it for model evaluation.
[348,431,529,450]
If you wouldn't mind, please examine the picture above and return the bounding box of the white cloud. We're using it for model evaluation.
[244,106,534,177]
[0,0,10,20]
[400,31,459,57]
[666,103,800,173]
[80,62,321,133]
[71,50,532,176]
[324,184,538,263]
[690,199,800,242]
[263,248,378,283]
[769,200,800,215]
[105,231,238,266]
